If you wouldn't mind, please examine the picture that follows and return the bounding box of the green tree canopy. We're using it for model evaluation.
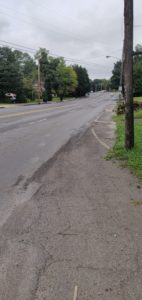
[56,62,78,100]
[0,46,92,102]
[72,65,90,97]
[35,49,78,101]
[0,47,37,102]
[91,79,110,92]
[133,45,142,96]
[110,61,121,90]
[0,47,23,101]
[110,44,142,96]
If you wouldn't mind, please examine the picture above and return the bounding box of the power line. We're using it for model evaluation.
[0,39,122,58]
[0,39,110,68]
[134,25,142,28]
[0,40,36,53]
[0,0,75,24]
[0,39,88,61]
[0,5,128,50]
[0,8,89,43]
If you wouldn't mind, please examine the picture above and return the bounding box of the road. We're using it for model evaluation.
[0,92,116,300]
[1,93,142,300]
[0,92,113,226]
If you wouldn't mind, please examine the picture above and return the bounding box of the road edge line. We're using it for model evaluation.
[91,128,110,150]
[73,286,78,300]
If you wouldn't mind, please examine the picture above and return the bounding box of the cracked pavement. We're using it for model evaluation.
[0,105,142,299]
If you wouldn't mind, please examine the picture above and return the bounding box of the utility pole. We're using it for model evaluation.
[120,41,125,98]
[38,59,41,104]
[124,0,134,149]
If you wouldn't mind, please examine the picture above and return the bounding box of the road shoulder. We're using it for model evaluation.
[0,105,142,299]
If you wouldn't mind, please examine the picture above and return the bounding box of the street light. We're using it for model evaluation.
[106,55,121,60]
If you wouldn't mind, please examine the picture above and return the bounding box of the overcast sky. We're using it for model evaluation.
[0,0,142,79]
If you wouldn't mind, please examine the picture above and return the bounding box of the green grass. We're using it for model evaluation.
[134,96,142,103]
[107,111,142,180]
[52,96,60,102]
[0,97,69,105]
[113,109,142,122]
[0,99,39,106]
[52,96,74,102]
[134,109,142,119]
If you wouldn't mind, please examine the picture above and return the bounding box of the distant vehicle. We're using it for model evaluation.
[5,93,16,103]
[10,95,16,103]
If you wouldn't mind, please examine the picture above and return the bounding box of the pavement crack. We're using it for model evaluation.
[58,232,79,236]
[12,175,25,187]
[47,258,73,269]
[76,264,99,272]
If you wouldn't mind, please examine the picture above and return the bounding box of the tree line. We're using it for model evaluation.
[90,44,142,97]
[0,47,91,103]
[91,78,110,92]
[110,44,142,96]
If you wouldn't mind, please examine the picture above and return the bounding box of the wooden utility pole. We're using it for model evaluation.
[124,0,134,149]
[38,59,41,103]
[120,41,125,98]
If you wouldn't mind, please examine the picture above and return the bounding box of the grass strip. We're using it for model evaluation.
[107,112,142,180]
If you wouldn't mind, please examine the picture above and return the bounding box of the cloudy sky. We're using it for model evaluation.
[0,0,141,78]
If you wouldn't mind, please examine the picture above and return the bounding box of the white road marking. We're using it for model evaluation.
[91,128,110,150]
[37,119,46,123]
[29,118,47,125]
[95,110,105,122]
[73,286,78,300]
[0,103,78,119]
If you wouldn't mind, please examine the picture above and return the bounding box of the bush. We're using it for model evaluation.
[116,100,125,115]
[116,100,142,115]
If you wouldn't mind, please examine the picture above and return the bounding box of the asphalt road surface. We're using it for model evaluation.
[0,92,119,300]
[1,94,142,300]
[0,92,114,227]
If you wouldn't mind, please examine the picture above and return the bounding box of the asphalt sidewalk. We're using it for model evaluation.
[0,104,142,300]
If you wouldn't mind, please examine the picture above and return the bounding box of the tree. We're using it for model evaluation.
[92,79,102,91]
[133,58,142,96]
[0,46,90,103]
[0,47,37,102]
[72,65,90,97]
[110,61,121,90]
[35,48,50,100]
[133,45,142,96]
[0,47,23,102]
[56,61,78,100]
[110,44,142,97]
[44,56,63,101]
[36,50,78,101]
[35,49,63,101]
[91,79,110,92]
[102,79,111,91]
[16,51,37,100]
